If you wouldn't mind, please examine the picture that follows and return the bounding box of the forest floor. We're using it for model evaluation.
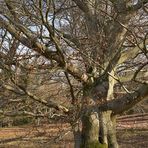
[0,114,147,148]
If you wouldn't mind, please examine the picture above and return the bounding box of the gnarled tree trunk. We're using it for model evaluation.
[79,110,118,148]
[77,72,118,148]
[79,111,118,148]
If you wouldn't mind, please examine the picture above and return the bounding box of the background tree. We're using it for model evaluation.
[0,0,148,147]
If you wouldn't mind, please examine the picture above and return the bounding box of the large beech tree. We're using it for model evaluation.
[0,0,148,147]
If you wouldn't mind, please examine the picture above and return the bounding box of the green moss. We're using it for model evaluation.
[81,141,108,148]
[88,141,99,148]
[99,143,108,148]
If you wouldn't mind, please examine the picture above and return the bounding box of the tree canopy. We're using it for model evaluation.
[0,0,148,147]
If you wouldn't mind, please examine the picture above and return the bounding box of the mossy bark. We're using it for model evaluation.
[81,111,100,148]
[81,141,108,148]
[80,111,118,148]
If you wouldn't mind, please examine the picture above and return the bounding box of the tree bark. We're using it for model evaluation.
[99,111,118,148]
[80,70,118,148]
[107,115,118,148]
[72,121,82,148]
[81,111,100,148]
[99,112,108,145]
[80,82,118,148]
[81,109,118,148]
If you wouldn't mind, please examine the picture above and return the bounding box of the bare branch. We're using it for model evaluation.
[3,83,69,113]
[99,84,148,115]
[117,39,148,65]
[72,0,90,14]
[0,16,86,82]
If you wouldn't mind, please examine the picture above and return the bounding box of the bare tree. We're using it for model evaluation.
[0,0,148,147]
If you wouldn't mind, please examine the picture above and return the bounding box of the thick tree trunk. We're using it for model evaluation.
[80,86,101,148]
[73,121,82,148]
[99,111,118,148]
[99,112,108,145]
[99,112,109,145]
[81,111,100,148]
[79,70,119,148]
[80,111,118,148]
[80,110,118,148]
[107,116,118,148]
[74,130,81,148]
